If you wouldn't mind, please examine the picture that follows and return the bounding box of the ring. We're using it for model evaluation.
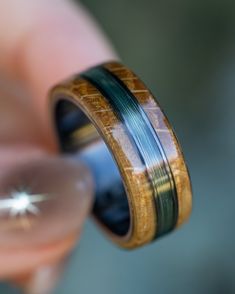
[49,61,192,249]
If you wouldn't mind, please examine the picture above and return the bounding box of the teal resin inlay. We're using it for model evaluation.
[81,66,178,237]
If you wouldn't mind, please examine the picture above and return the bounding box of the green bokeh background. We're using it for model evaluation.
[2,0,235,293]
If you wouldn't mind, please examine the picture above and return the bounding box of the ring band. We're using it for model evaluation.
[50,61,192,249]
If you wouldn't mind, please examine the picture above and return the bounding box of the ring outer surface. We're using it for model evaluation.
[49,61,192,249]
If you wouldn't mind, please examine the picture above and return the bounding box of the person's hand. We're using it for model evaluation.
[0,0,116,292]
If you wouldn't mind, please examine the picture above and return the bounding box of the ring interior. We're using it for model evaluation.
[54,99,130,236]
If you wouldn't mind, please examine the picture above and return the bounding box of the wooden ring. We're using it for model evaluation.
[49,61,192,249]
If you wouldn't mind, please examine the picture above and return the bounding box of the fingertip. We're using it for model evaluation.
[4,0,117,142]
[6,0,117,101]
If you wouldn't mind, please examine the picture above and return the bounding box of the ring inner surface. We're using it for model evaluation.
[54,99,130,236]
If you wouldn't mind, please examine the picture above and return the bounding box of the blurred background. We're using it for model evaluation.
[2,0,235,293]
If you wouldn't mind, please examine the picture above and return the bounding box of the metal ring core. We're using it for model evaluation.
[50,61,192,249]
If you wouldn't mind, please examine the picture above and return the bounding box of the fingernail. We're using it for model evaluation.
[0,153,93,249]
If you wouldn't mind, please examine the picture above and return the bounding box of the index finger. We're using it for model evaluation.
[0,0,116,135]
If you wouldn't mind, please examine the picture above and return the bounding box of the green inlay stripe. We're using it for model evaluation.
[81,66,178,237]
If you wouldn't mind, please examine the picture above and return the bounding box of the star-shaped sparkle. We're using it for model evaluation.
[0,190,48,218]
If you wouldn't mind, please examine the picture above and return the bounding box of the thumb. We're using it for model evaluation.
[0,152,93,279]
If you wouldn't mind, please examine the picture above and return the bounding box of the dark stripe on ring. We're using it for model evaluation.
[81,66,178,237]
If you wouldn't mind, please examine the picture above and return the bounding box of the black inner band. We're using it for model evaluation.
[81,66,178,237]
[55,100,130,236]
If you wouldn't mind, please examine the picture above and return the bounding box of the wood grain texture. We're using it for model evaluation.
[50,77,156,249]
[105,62,192,228]
[49,61,192,249]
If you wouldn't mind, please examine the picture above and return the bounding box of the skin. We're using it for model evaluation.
[0,0,116,292]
